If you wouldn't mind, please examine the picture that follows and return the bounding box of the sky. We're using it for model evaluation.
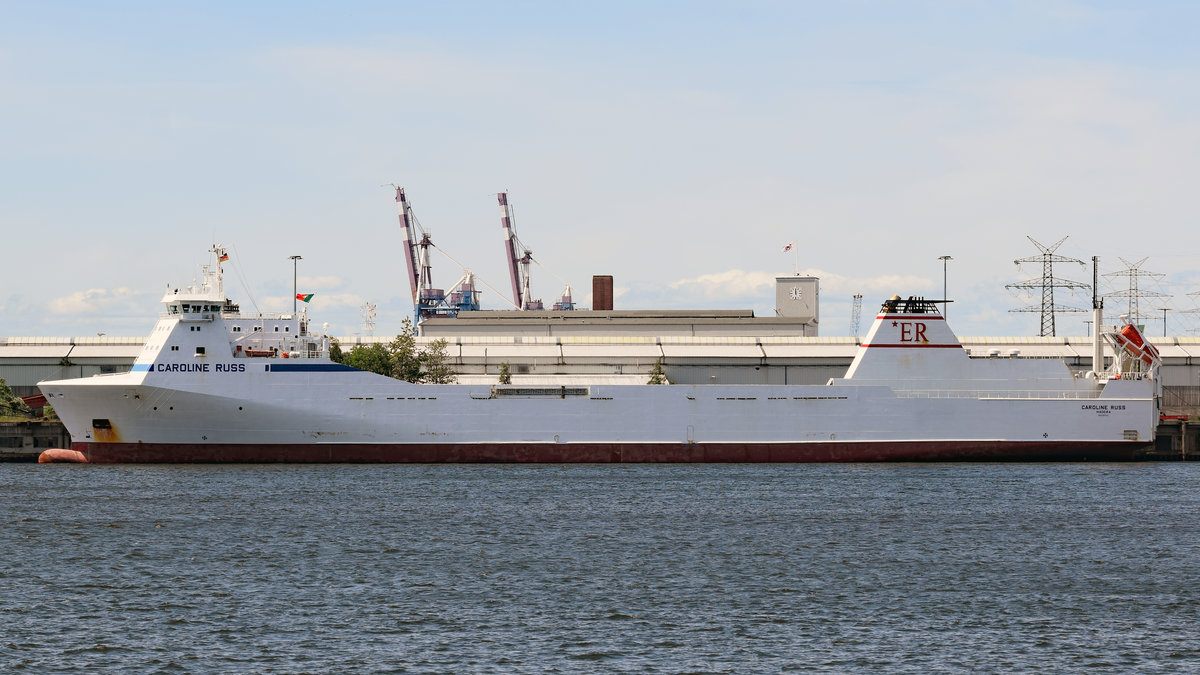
[3,0,1199,339]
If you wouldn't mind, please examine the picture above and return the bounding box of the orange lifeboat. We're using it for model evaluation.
[38,448,88,463]
[1114,324,1160,367]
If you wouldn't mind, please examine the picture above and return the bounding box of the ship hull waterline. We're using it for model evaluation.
[69,440,1146,463]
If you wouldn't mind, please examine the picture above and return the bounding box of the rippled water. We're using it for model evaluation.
[3,463,1199,673]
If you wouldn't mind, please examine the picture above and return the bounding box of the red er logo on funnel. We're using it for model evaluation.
[899,322,928,343]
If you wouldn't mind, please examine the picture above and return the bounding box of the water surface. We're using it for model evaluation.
[4,463,1198,672]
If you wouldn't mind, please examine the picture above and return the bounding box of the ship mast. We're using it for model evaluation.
[210,244,227,301]
[1092,256,1105,376]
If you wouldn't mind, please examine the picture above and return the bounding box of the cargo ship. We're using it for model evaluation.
[37,247,1160,462]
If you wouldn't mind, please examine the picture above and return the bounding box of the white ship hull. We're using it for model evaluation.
[41,360,1156,463]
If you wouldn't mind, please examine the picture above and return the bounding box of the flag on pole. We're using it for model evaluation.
[219,252,229,262]
[296,293,314,303]
[782,242,794,253]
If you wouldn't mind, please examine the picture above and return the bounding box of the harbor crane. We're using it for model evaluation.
[496,192,575,311]
[497,192,545,310]
[394,186,480,324]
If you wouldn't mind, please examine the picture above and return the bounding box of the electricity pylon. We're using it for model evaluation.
[1006,236,1090,337]
[1103,257,1169,327]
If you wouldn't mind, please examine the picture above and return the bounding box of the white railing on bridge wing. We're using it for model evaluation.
[894,388,1105,400]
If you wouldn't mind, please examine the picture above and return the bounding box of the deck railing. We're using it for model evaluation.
[895,388,1107,400]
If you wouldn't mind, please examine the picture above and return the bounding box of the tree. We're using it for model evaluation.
[498,361,512,385]
[647,359,668,385]
[420,338,456,384]
[328,337,345,364]
[389,318,422,382]
[339,319,456,384]
[341,343,393,377]
[0,376,31,417]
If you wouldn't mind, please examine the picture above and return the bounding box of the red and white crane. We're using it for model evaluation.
[498,192,544,311]
[395,186,442,322]
[395,186,483,323]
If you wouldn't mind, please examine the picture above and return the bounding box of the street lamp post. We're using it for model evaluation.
[938,255,952,319]
[289,255,302,314]
[1162,307,1171,337]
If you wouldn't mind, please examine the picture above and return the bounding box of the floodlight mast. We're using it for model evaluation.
[1092,256,1104,376]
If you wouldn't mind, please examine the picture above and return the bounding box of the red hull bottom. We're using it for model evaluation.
[71,441,1146,463]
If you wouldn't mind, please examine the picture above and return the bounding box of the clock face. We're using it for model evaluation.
[789,287,803,300]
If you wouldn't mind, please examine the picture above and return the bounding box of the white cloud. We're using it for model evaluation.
[668,268,935,301]
[48,287,140,315]
[806,270,936,295]
[669,270,776,298]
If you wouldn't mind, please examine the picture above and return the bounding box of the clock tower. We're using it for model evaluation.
[775,275,819,326]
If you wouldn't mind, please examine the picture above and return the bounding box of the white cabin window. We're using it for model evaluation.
[284,326,290,333]
[232,326,242,333]
[274,326,279,332]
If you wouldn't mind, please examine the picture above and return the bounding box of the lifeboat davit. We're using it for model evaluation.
[38,448,88,463]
